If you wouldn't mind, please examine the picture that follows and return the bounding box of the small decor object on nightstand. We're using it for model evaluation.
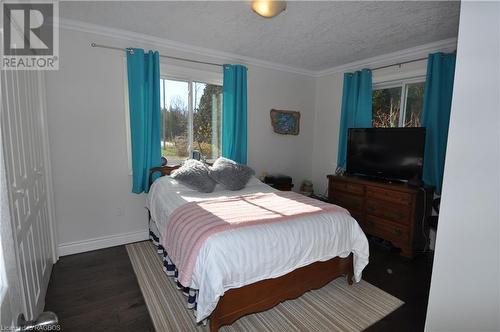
[299,180,313,196]
[270,109,300,135]
[191,150,201,161]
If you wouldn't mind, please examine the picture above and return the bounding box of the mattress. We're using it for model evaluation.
[147,176,369,322]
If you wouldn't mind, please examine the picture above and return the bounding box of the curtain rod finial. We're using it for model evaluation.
[91,42,96,47]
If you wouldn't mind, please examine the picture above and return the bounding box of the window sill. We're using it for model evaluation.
[164,158,217,166]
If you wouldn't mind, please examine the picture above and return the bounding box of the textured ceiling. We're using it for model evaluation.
[61,1,460,71]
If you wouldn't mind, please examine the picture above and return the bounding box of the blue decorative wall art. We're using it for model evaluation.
[270,109,300,135]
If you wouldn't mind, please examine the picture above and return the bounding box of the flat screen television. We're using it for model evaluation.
[346,127,426,182]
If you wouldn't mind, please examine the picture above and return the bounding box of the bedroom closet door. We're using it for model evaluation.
[1,69,57,321]
[0,136,23,331]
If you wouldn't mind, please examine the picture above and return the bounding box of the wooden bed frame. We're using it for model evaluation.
[148,165,355,332]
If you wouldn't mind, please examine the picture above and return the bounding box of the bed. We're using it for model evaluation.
[147,165,369,331]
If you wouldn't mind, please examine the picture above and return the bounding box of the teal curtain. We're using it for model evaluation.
[126,48,161,193]
[422,52,456,194]
[337,69,372,169]
[222,64,248,164]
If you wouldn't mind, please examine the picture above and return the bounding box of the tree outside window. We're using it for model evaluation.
[372,81,425,128]
[160,78,222,162]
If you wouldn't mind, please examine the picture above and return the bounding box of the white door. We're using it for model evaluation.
[0,68,57,323]
[0,125,24,327]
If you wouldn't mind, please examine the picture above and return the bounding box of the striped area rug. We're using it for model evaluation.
[126,241,403,332]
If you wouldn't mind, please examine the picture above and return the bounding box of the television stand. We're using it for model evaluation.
[351,174,407,185]
[327,175,433,258]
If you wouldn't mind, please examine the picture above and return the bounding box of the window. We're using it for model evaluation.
[372,80,425,128]
[160,78,223,162]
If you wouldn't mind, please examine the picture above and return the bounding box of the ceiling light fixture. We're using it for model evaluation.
[251,0,286,18]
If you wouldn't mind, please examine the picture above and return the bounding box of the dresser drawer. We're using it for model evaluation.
[326,174,431,258]
[332,181,365,196]
[331,192,364,211]
[366,199,411,225]
[362,215,410,243]
[366,187,412,205]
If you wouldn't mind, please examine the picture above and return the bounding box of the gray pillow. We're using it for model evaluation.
[209,157,255,191]
[170,159,216,193]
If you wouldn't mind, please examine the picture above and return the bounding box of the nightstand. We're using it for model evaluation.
[263,174,294,191]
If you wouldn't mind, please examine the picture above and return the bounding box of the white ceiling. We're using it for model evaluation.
[61,1,460,71]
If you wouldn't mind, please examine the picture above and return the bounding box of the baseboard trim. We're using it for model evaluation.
[58,229,149,256]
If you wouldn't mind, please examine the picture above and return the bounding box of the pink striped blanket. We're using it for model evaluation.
[161,191,346,287]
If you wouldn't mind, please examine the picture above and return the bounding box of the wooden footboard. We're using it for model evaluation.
[209,254,354,331]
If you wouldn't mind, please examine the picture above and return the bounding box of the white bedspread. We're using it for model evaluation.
[147,176,369,322]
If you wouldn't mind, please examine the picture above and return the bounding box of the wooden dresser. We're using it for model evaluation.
[327,175,433,257]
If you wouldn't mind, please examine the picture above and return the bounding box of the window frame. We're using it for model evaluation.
[159,64,223,164]
[372,76,425,128]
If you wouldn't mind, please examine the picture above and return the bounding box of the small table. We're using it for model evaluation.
[263,174,294,191]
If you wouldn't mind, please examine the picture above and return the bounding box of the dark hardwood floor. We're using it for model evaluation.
[44,245,154,332]
[363,239,434,332]
[45,239,433,331]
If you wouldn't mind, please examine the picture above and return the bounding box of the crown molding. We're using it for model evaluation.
[314,37,457,77]
[59,18,317,77]
[60,18,456,78]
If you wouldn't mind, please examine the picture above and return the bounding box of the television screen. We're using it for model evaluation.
[346,127,426,182]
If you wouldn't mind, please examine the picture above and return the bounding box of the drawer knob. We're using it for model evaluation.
[395,229,402,235]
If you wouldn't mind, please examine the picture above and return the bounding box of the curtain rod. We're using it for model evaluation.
[370,57,428,71]
[91,41,428,72]
[90,42,224,67]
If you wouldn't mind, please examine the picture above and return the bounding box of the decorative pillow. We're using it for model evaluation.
[170,159,216,193]
[209,157,255,191]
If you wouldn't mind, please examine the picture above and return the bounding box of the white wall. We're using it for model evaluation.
[311,72,344,195]
[45,29,149,255]
[248,65,315,184]
[425,2,500,331]
[45,27,315,255]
